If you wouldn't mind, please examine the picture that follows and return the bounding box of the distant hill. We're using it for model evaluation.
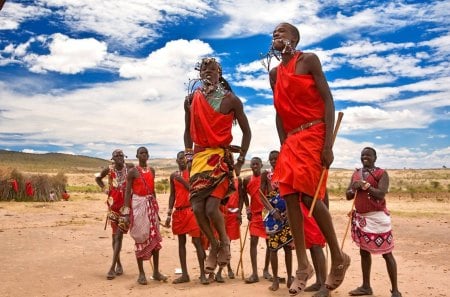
[0,149,258,175]
[0,150,111,173]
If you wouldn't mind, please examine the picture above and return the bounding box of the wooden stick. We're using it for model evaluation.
[341,191,357,250]
[308,111,344,217]
[236,222,249,278]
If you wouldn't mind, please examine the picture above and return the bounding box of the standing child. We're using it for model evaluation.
[243,157,272,283]
[123,146,167,285]
[164,151,208,285]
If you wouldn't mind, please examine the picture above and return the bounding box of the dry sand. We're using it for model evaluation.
[0,192,449,297]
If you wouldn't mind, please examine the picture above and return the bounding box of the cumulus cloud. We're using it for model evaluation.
[22,34,107,74]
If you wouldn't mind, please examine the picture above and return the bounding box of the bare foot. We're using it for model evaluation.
[245,274,259,284]
[172,275,190,284]
[215,272,225,283]
[304,282,321,292]
[137,274,147,285]
[199,275,210,285]
[269,277,280,291]
[106,270,115,280]
[152,272,168,282]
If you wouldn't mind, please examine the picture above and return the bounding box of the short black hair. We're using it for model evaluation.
[280,22,300,47]
[362,147,377,157]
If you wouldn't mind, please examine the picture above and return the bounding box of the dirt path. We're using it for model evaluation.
[0,193,449,297]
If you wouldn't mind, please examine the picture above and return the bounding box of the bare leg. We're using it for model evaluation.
[114,232,123,275]
[192,198,220,272]
[152,250,167,281]
[284,245,293,287]
[206,197,230,267]
[285,193,314,295]
[245,235,260,283]
[309,245,330,297]
[192,237,209,284]
[383,252,401,295]
[192,198,218,246]
[361,249,372,289]
[303,195,349,290]
[137,258,147,285]
[263,239,272,280]
[285,194,309,269]
[173,234,190,284]
[269,250,279,291]
[107,232,122,279]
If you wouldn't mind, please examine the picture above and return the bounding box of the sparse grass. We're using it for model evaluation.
[1,150,448,199]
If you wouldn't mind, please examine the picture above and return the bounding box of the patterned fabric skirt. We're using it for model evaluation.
[351,210,394,254]
[268,223,294,251]
[130,194,162,260]
[190,147,234,203]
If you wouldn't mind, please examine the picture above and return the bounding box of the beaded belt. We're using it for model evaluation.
[287,119,324,137]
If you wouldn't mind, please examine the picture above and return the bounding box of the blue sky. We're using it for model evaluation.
[0,0,449,169]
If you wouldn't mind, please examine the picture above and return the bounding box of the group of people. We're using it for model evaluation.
[95,22,402,297]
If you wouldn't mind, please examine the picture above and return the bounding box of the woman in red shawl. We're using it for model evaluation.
[267,22,350,295]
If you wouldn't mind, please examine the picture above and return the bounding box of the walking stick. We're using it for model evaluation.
[236,222,249,278]
[341,191,357,250]
[308,111,344,217]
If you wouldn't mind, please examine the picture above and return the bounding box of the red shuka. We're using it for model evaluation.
[190,90,234,147]
[273,51,327,199]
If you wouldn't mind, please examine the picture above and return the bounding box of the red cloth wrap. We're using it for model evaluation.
[300,201,326,248]
[221,179,240,240]
[132,167,155,196]
[247,175,266,238]
[273,51,327,199]
[190,90,234,147]
[172,170,201,237]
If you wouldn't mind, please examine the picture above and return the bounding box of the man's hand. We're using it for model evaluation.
[164,217,171,228]
[234,162,243,176]
[321,147,334,169]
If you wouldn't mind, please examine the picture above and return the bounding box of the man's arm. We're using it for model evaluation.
[165,172,177,227]
[232,96,251,176]
[95,167,109,190]
[306,53,335,168]
[184,96,193,150]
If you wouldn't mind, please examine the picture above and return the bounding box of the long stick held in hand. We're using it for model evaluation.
[341,190,357,250]
[308,111,344,217]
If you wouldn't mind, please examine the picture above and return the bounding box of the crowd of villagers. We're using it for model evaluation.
[0,169,69,201]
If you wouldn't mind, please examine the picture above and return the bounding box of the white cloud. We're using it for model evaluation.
[22,34,107,74]
[0,2,50,30]
[40,0,214,47]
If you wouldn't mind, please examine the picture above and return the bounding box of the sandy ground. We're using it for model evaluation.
[0,193,449,297]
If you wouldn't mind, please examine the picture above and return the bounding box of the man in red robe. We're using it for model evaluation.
[95,149,133,280]
[268,22,350,295]
[184,57,251,274]
[164,151,208,284]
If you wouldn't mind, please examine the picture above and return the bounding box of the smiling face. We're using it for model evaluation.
[268,151,279,169]
[360,147,377,168]
[272,22,299,51]
[199,58,221,85]
[250,157,263,176]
